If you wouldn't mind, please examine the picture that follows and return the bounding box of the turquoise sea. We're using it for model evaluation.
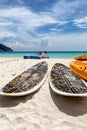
[0,51,87,58]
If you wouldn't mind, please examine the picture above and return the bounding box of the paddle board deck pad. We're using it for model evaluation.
[49,63,87,97]
[0,61,48,96]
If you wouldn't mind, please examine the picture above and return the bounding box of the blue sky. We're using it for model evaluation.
[0,0,87,51]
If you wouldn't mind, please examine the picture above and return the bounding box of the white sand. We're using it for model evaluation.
[0,58,87,130]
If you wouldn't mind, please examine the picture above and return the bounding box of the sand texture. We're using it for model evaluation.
[0,58,87,130]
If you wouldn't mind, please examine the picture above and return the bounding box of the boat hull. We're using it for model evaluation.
[70,61,87,80]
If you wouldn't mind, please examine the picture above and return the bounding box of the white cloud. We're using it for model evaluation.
[0,7,59,41]
[52,0,78,19]
[7,41,27,48]
[56,21,68,26]
[5,37,42,51]
[0,7,57,28]
[50,28,63,32]
[0,31,16,39]
[47,33,87,51]
[0,6,68,36]
[0,1,87,51]
[0,6,68,46]
[52,0,87,20]
[4,33,87,51]
[0,22,13,26]
[73,17,87,28]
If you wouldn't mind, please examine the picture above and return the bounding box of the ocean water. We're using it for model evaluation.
[0,51,87,58]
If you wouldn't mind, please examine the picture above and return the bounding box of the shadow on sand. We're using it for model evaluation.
[0,89,40,108]
[49,87,87,116]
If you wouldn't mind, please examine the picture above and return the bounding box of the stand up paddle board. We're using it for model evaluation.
[49,63,87,97]
[0,61,48,96]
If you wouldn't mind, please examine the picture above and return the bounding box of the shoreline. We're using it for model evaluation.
[0,51,87,59]
[0,58,87,130]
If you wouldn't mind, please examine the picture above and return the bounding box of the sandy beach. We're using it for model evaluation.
[0,58,87,130]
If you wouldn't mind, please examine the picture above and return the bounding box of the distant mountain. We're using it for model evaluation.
[0,43,13,52]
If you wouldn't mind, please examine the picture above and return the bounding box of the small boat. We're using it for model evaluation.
[39,52,49,58]
[23,55,41,59]
[74,55,87,61]
[70,61,87,80]
[23,52,49,59]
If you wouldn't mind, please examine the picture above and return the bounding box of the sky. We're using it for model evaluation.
[0,0,87,51]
